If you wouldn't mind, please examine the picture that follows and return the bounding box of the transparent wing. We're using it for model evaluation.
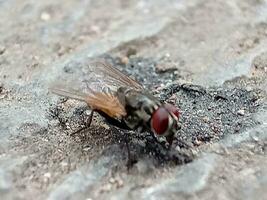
[83,61,143,93]
[53,60,142,93]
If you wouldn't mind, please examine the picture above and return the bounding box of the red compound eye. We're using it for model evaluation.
[164,103,180,118]
[151,107,169,135]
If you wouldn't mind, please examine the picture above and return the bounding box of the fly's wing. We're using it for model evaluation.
[50,60,142,119]
[83,61,143,92]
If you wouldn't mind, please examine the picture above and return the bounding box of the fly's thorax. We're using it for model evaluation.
[116,87,160,130]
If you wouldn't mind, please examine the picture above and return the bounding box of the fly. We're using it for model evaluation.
[50,61,181,147]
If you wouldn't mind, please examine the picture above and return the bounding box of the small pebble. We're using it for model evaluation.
[65,122,71,129]
[109,178,115,184]
[83,146,92,151]
[116,178,123,188]
[85,110,92,116]
[40,12,51,21]
[43,172,51,178]
[252,136,259,142]
[165,52,170,58]
[90,25,100,33]
[119,56,129,65]
[203,116,209,122]
[194,138,202,146]
[237,109,245,116]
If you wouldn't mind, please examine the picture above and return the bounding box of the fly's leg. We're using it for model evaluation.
[166,133,174,150]
[147,131,169,149]
[70,110,95,136]
[148,131,159,143]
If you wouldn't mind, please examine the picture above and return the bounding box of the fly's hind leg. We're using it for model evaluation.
[96,111,138,168]
[70,110,95,136]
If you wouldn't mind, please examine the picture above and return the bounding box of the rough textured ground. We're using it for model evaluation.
[1,0,267,199]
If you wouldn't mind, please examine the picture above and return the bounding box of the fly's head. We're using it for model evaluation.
[150,103,180,146]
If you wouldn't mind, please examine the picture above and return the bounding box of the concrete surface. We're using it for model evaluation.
[0,0,267,199]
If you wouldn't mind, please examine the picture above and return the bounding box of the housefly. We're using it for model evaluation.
[50,61,181,147]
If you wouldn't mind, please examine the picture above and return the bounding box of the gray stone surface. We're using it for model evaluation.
[1,0,267,199]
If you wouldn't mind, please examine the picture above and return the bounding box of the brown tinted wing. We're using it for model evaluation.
[50,87,126,118]
[85,89,126,118]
